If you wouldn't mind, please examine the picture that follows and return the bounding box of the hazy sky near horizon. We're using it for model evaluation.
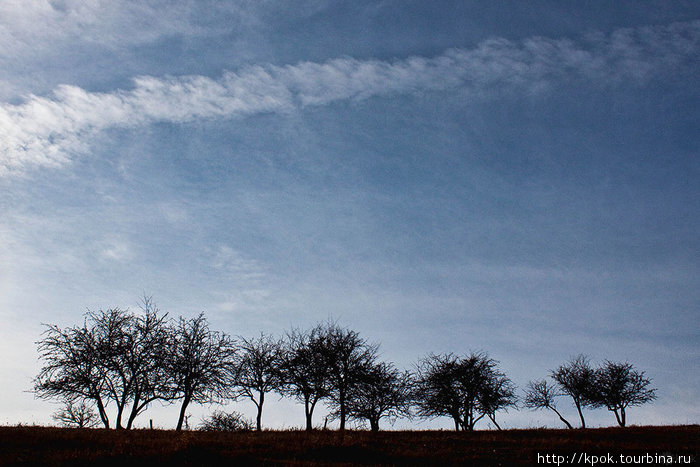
[1,1,698,429]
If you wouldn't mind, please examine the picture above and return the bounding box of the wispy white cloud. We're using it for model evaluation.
[1,20,697,176]
[0,0,248,57]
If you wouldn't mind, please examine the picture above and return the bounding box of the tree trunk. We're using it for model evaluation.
[126,413,137,429]
[304,395,319,431]
[613,407,626,427]
[339,392,346,431]
[176,394,191,431]
[620,407,626,427]
[550,407,574,429]
[613,409,622,427]
[126,401,139,429]
[575,400,586,428]
[488,413,502,430]
[115,403,125,429]
[115,380,132,430]
[256,390,265,431]
[95,397,110,428]
[126,389,145,429]
[467,412,484,431]
[370,417,379,432]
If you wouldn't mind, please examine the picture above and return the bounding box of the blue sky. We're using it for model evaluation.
[1,1,698,429]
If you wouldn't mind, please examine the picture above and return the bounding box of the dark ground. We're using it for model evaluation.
[0,425,697,466]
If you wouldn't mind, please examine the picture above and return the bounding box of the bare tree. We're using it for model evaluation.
[342,361,413,431]
[170,313,238,431]
[52,398,100,428]
[480,370,518,430]
[35,297,173,430]
[590,361,656,427]
[551,355,596,428]
[102,297,173,429]
[524,379,574,429]
[88,307,135,429]
[414,352,512,431]
[232,333,284,431]
[317,323,378,431]
[279,326,330,431]
[414,353,465,431]
[35,316,115,428]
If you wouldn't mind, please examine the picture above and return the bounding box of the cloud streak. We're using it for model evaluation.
[1,20,697,176]
[0,0,247,57]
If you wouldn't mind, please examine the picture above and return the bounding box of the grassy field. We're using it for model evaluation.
[0,425,697,466]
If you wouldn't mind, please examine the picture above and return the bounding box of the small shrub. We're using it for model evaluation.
[52,399,100,428]
[198,410,254,432]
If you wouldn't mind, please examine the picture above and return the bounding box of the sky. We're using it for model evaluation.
[0,1,698,430]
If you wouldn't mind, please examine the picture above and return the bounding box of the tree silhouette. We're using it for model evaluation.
[590,360,656,427]
[279,326,330,431]
[342,361,413,431]
[551,355,596,428]
[105,298,172,429]
[35,297,172,430]
[480,369,517,430]
[35,320,112,428]
[414,352,513,431]
[232,333,284,431]
[316,323,378,431]
[170,313,238,431]
[524,379,574,429]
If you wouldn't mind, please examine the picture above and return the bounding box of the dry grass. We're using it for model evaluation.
[0,425,697,466]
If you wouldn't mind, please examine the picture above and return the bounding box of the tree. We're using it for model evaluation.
[480,369,518,430]
[279,326,330,431]
[232,333,284,431]
[590,361,656,427]
[414,352,513,431]
[414,353,466,431]
[52,398,100,428]
[98,298,173,429]
[551,355,596,428]
[35,297,173,430]
[169,313,238,431]
[342,361,413,431]
[87,307,135,429]
[524,379,574,429]
[317,322,378,431]
[35,314,117,428]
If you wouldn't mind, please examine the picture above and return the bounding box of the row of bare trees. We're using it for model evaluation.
[34,300,655,431]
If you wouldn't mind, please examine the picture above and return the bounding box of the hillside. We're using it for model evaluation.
[0,425,697,466]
